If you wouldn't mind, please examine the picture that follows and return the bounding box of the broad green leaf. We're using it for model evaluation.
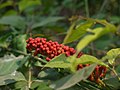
[0,71,26,86]
[0,16,26,30]
[44,54,71,68]
[102,48,120,65]
[32,17,64,29]
[103,74,120,90]
[15,81,28,90]
[76,26,116,53]
[74,54,108,67]
[67,54,108,72]
[0,33,11,48]
[0,1,13,9]
[78,81,101,90]
[94,35,112,50]
[18,0,41,12]
[63,21,94,44]
[12,34,27,54]
[0,55,29,76]
[50,64,96,90]
[4,10,17,16]
[38,68,60,80]
[31,81,52,90]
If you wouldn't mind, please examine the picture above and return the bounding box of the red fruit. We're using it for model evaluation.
[77,52,83,58]
[46,57,51,61]
[65,51,70,57]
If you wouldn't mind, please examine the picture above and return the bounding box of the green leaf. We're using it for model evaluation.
[76,26,116,52]
[12,34,27,54]
[38,68,60,80]
[0,33,11,48]
[4,10,17,16]
[63,21,94,44]
[0,55,29,76]
[67,54,108,72]
[18,0,41,12]
[50,64,96,90]
[0,1,13,9]
[32,17,64,29]
[75,54,108,67]
[0,71,26,86]
[15,80,28,90]
[103,74,120,90]
[44,54,71,68]
[31,81,52,90]
[102,48,120,65]
[0,16,26,30]
[94,35,112,50]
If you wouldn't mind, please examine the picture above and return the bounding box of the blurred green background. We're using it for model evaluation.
[0,0,120,57]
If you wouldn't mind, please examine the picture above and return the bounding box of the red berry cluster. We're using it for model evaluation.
[77,64,107,83]
[26,37,80,61]
[26,37,107,83]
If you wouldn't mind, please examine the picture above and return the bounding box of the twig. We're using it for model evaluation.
[85,0,90,17]
[6,48,47,64]
[109,67,120,81]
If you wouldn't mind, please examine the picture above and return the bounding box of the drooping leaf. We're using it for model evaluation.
[0,16,26,30]
[0,71,26,86]
[44,54,71,68]
[32,17,64,29]
[12,34,27,54]
[102,48,120,65]
[18,0,41,12]
[67,54,108,72]
[76,26,116,53]
[50,64,96,90]
[75,54,108,67]
[0,55,29,76]
[63,21,94,44]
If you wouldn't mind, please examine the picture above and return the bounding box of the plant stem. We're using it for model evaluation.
[28,67,32,88]
[99,0,108,14]
[6,48,47,64]
[85,0,89,17]
[109,67,120,81]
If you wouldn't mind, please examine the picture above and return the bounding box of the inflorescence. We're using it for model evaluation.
[26,37,107,83]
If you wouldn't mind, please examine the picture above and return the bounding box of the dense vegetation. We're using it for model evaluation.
[0,0,120,90]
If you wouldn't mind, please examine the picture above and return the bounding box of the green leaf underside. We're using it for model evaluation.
[50,64,96,90]
[102,48,120,65]
[0,71,26,86]
[63,21,94,44]
[0,56,29,76]
[75,54,108,67]
[44,54,71,68]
